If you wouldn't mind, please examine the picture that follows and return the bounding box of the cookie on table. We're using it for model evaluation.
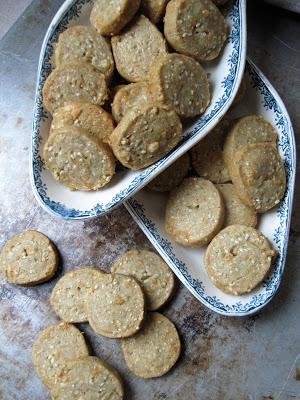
[121,312,181,379]
[111,15,168,82]
[44,127,115,191]
[190,118,231,183]
[112,249,175,310]
[217,184,257,228]
[43,62,108,114]
[0,230,58,286]
[50,267,106,323]
[112,82,158,123]
[50,102,115,143]
[164,0,228,61]
[109,104,182,170]
[147,152,190,192]
[32,323,89,388]
[87,273,145,338]
[165,177,225,247]
[51,356,123,400]
[90,0,141,36]
[223,115,278,175]
[141,0,169,24]
[205,225,276,295]
[150,53,210,118]
[230,143,286,213]
[54,25,114,81]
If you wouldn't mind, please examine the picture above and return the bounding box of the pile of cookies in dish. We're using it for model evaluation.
[42,0,229,191]
[148,112,286,296]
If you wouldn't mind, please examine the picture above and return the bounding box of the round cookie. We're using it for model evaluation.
[150,53,210,118]
[190,118,231,183]
[111,15,168,82]
[111,249,175,310]
[0,230,58,286]
[205,225,276,295]
[109,104,182,170]
[112,82,158,123]
[43,62,108,114]
[44,126,115,191]
[86,273,145,338]
[147,152,190,192]
[164,0,228,61]
[51,102,115,142]
[217,184,257,228]
[223,115,278,175]
[51,356,123,400]
[50,267,106,323]
[121,312,181,378]
[32,323,89,388]
[230,143,286,213]
[165,177,225,247]
[54,25,114,80]
[141,0,169,24]
[90,0,141,36]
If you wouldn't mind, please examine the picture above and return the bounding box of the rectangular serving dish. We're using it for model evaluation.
[31,0,246,219]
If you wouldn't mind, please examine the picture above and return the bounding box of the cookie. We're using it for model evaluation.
[147,152,190,192]
[54,25,114,80]
[32,323,89,388]
[164,0,228,61]
[223,115,278,175]
[165,177,225,246]
[90,0,141,36]
[87,273,145,338]
[0,230,58,286]
[112,82,157,123]
[150,53,210,118]
[141,0,169,24]
[44,126,115,191]
[50,267,106,323]
[230,143,286,213]
[43,62,108,114]
[51,102,115,142]
[51,356,123,400]
[111,249,175,310]
[205,225,276,295]
[217,184,257,228]
[109,104,182,170]
[190,118,231,183]
[121,312,181,378]
[111,15,168,82]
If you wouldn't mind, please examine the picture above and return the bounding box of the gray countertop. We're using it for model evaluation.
[0,1,299,399]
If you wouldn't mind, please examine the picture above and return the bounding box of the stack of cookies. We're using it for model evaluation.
[42,0,230,191]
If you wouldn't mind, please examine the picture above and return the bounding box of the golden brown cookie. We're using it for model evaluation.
[141,0,169,24]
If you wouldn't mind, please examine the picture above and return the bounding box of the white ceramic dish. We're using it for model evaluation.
[125,59,296,316]
[31,0,246,219]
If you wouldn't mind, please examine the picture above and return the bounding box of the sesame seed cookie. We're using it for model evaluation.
[50,267,106,323]
[109,104,182,170]
[54,25,114,81]
[230,143,286,213]
[51,356,123,400]
[90,0,141,36]
[164,0,228,61]
[43,62,108,114]
[141,0,169,24]
[87,273,145,338]
[147,152,190,192]
[165,177,225,247]
[190,118,231,183]
[217,184,257,228]
[111,15,168,82]
[121,312,181,378]
[44,127,115,191]
[32,323,89,388]
[150,53,210,118]
[205,225,276,295]
[0,230,58,286]
[111,249,175,310]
